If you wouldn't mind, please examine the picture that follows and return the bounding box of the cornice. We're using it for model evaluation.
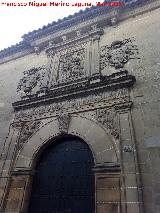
[12,71,136,110]
[22,0,157,41]
[93,163,121,173]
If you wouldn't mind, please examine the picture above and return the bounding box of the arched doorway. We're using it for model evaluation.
[28,136,95,213]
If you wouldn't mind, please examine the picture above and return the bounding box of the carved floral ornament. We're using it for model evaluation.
[17,120,41,151]
[95,108,119,139]
[14,88,129,121]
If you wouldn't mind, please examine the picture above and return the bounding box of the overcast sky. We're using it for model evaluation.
[0,0,104,51]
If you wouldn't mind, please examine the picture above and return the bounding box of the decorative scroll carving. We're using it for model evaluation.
[95,108,119,139]
[14,88,129,121]
[17,66,48,99]
[58,114,71,133]
[18,121,41,150]
[58,48,85,83]
[100,38,139,72]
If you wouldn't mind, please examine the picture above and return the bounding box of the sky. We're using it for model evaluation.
[0,0,104,51]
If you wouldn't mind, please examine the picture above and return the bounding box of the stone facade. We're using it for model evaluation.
[0,0,160,212]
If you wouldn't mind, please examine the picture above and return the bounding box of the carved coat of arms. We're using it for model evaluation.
[17,66,47,98]
[100,38,139,71]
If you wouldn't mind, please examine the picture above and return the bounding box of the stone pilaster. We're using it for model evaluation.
[115,102,143,213]
[90,34,100,77]
[3,169,33,213]
[0,122,22,211]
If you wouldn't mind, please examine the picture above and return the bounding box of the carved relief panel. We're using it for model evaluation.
[47,42,89,88]
[100,37,139,75]
[58,47,85,83]
[18,121,41,151]
[17,66,47,99]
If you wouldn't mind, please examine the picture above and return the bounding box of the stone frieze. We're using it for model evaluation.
[14,88,129,122]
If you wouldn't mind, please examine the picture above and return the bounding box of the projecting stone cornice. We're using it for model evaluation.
[12,70,136,110]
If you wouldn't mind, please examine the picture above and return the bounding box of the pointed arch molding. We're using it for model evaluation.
[14,115,119,170]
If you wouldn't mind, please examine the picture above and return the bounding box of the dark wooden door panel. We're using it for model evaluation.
[28,137,95,213]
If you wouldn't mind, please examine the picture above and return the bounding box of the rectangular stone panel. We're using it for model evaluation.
[97,203,120,213]
[97,188,120,202]
[97,177,120,189]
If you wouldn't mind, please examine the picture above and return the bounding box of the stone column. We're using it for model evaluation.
[115,102,143,213]
[93,163,121,213]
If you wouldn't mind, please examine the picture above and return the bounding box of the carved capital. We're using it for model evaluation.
[114,101,133,113]
[91,34,101,42]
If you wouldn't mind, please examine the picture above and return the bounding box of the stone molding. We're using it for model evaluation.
[18,121,41,151]
[13,70,135,110]
[11,168,34,176]
[93,163,121,173]
[13,89,129,121]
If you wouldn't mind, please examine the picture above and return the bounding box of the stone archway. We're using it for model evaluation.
[4,116,121,213]
[14,116,119,169]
